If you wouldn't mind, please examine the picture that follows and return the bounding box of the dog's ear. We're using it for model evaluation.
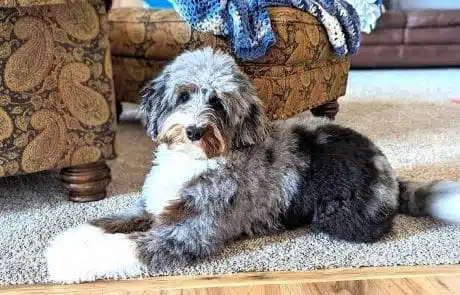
[230,71,269,148]
[139,70,170,139]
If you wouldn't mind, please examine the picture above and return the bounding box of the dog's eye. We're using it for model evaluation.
[177,92,190,104]
[208,95,220,106]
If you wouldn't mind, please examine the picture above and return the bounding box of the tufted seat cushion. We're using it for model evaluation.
[109,7,350,120]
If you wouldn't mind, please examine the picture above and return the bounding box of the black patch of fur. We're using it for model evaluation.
[290,125,318,156]
[208,96,229,125]
[285,124,395,243]
[231,101,267,149]
[265,147,275,164]
[279,185,314,230]
[248,103,260,122]
[238,103,261,139]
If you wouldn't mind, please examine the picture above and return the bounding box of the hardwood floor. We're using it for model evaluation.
[157,277,460,295]
[177,277,459,295]
[3,265,460,295]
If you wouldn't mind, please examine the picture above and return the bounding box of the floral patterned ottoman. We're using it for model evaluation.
[0,0,116,202]
[109,7,350,120]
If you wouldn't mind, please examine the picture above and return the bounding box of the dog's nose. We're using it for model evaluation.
[185,125,204,141]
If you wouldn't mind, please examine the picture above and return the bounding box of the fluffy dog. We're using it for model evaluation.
[46,47,460,283]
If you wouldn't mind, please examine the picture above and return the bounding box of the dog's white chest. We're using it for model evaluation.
[142,144,221,215]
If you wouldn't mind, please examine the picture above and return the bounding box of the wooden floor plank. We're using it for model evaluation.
[2,265,460,294]
[5,277,460,295]
[124,277,460,295]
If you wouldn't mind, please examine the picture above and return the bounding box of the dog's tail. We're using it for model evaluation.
[398,179,460,223]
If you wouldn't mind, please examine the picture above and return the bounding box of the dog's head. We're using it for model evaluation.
[139,47,268,159]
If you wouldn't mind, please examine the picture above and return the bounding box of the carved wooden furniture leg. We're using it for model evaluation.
[310,98,339,120]
[60,160,111,202]
[116,99,123,122]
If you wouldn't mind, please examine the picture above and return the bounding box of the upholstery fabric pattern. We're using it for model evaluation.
[0,0,117,177]
[112,57,349,120]
[110,8,340,65]
[242,60,349,120]
[0,0,65,7]
[109,7,349,120]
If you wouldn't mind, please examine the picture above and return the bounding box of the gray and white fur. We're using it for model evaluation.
[46,47,460,283]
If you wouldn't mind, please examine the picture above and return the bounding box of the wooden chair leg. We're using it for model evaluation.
[60,160,111,203]
[310,98,339,120]
[116,100,123,122]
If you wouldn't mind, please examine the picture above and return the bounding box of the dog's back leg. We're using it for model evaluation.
[311,194,397,243]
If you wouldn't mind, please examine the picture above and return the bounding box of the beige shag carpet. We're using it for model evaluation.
[1,70,459,285]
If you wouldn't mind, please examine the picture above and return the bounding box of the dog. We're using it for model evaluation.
[46,47,460,283]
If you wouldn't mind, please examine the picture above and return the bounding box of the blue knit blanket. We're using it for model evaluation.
[144,0,384,61]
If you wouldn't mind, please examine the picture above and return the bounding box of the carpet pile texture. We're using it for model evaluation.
[1,69,459,285]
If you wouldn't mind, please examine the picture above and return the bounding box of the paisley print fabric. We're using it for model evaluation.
[0,0,66,7]
[109,7,350,120]
[0,0,117,177]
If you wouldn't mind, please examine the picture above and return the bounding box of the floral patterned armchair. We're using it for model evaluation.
[0,0,117,202]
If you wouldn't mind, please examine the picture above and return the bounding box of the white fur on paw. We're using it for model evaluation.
[428,181,460,224]
[46,224,145,283]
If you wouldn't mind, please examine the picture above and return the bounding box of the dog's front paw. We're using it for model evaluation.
[46,224,145,283]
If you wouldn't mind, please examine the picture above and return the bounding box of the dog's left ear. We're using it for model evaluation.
[139,70,170,139]
[230,71,269,148]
